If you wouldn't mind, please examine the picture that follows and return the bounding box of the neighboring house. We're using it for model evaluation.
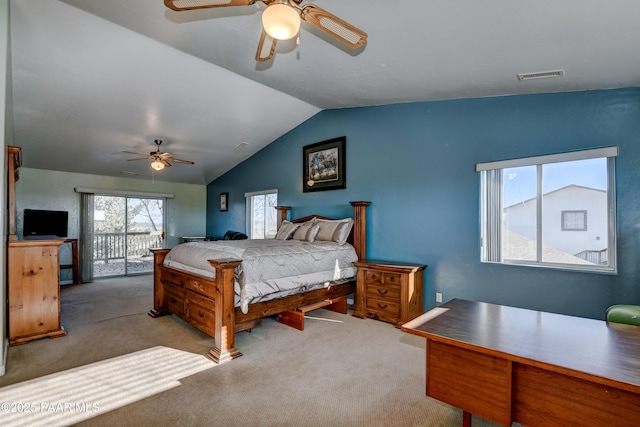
[504,185,608,261]
[503,229,593,265]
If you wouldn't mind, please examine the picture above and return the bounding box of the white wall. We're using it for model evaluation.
[16,168,207,248]
[0,0,10,377]
[542,187,608,255]
[505,186,608,256]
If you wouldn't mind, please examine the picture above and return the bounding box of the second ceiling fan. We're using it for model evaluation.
[124,139,194,171]
[164,0,368,62]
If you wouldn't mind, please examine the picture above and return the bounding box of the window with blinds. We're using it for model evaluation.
[477,147,618,273]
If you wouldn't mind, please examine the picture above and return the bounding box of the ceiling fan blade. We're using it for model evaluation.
[126,157,152,161]
[167,157,195,165]
[164,0,257,12]
[161,160,173,167]
[255,29,277,62]
[123,150,150,156]
[300,5,367,49]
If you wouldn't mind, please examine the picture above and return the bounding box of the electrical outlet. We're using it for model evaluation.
[436,292,443,303]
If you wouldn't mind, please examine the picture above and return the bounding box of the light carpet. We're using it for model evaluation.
[0,276,504,427]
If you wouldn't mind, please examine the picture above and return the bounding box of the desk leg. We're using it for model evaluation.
[463,411,471,427]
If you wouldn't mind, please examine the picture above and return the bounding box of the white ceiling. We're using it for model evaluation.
[10,0,640,185]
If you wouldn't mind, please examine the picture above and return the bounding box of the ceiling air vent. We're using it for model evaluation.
[517,69,565,81]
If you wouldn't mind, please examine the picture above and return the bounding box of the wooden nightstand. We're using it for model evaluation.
[352,260,426,327]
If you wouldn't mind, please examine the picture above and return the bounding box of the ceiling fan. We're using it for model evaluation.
[123,139,195,171]
[164,0,368,62]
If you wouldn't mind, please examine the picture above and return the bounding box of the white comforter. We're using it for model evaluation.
[163,239,357,313]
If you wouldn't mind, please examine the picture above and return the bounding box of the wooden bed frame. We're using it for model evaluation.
[148,201,370,364]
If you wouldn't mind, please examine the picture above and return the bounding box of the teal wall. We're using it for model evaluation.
[17,168,207,249]
[207,88,640,320]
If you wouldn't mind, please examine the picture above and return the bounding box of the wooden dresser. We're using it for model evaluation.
[6,146,66,345]
[352,260,426,327]
[8,239,66,345]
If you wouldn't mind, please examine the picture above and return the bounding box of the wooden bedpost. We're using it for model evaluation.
[208,258,243,364]
[275,206,291,229]
[350,201,370,261]
[148,248,171,318]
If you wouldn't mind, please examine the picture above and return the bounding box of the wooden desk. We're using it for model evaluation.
[401,299,640,427]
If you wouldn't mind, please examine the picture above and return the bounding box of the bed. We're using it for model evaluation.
[148,201,370,363]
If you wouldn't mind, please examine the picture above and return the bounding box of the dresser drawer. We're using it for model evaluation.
[366,297,400,323]
[162,268,186,287]
[187,301,216,336]
[163,287,186,316]
[365,270,401,287]
[186,289,215,309]
[366,283,401,301]
[184,277,217,298]
[162,269,217,298]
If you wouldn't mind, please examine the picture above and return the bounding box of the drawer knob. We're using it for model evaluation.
[377,289,388,295]
[377,303,388,309]
[198,311,206,318]
[171,297,177,304]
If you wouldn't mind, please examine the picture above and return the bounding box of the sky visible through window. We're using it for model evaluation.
[503,158,607,207]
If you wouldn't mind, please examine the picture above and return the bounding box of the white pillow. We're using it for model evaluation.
[292,221,320,242]
[314,218,354,245]
[274,220,299,240]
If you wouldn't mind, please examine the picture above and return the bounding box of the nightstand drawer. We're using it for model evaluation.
[366,297,400,321]
[366,284,401,301]
[366,270,401,287]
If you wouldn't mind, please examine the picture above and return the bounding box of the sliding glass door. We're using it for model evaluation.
[93,196,164,277]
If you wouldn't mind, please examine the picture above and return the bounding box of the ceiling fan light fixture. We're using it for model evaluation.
[151,160,165,171]
[262,4,300,40]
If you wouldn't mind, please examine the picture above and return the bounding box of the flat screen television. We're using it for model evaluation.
[23,209,68,238]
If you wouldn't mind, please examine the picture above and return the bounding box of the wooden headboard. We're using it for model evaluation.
[275,201,370,260]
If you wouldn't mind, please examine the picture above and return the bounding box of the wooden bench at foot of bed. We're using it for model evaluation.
[278,296,349,331]
[149,201,370,364]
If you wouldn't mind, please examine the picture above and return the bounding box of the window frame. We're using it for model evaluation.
[244,189,278,239]
[477,147,618,273]
[561,210,587,231]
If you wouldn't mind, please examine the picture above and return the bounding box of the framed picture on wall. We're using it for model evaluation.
[220,192,228,212]
[303,136,346,192]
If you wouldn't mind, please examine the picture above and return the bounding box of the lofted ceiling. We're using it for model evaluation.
[10,0,640,185]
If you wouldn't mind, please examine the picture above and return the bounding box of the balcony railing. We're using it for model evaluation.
[574,248,608,265]
[94,232,162,265]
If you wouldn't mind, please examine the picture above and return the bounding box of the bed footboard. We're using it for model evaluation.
[149,249,242,364]
[207,258,242,363]
[148,248,171,318]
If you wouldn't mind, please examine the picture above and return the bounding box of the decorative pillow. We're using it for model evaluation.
[274,220,299,240]
[292,221,320,242]
[314,218,354,245]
